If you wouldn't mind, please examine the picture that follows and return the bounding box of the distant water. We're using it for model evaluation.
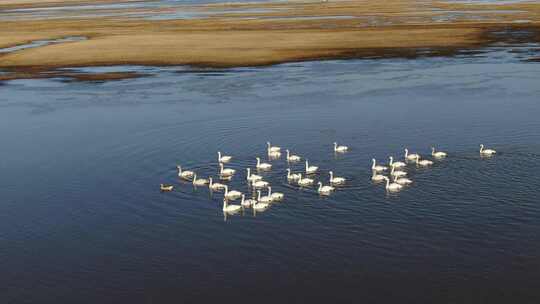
[1,45,540,303]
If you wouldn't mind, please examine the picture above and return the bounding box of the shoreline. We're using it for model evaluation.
[1,0,539,81]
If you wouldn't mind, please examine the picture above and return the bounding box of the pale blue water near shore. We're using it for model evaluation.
[1,44,540,303]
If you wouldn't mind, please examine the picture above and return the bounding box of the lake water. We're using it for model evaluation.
[1,45,540,303]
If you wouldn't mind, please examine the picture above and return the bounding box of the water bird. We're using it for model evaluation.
[208,177,226,191]
[286,149,301,162]
[393,175,413,185]
[297,174,315,186]
[222,198,242,213]
[404,148,420,161]
[192,173,208,186]
[256,157,272,170]
[268,150,281,159]
[390,166,407,178]
[219,163,236,177]
[305,160,318,174]
[241,194,256,208]
[252,180,269,189]
[257,189,273,203]
[415,155,433,166]
[480,144,496,156]
[253,193,270,211]
[431,147,447,158]
[372,159,388,172]
[224,185,242,200]
[268,186,284,201]
[383,176,402,192]
[389,156,406,168]
[177,165,194,179]
[329,171,346,185]
[160,184,174,191]
[371,170,385,182]
[218,151,232,163]
[286,168,301,181]
[246,168,263,182]
[334,142,348,152]
[267,142,281,153]
[317,182,335,195]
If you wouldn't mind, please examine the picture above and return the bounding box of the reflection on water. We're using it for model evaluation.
[1,46,540,303]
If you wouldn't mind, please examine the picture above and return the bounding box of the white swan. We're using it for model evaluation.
[415,155,433,166]
[246,168,262,182]
[480,144,496,155]
[257,189,273,204]
[389,156,406,168]
[371,170,385,182]
[256,157,272,170]
[329,171,346,185]
[253,193,270,210]
[267,142,281,153]
[177,165,194,179]
[317,182,335,195]
[252,180,269,189]
[286,149,301,162]
[394,175,413,185]
[268,150,281,159]
[268,186,284,201]
[371,159,388,172]
[224,185,242,200]
[192,173,208,186]
[208,177,226,191]
[286,168,301,181]
[390,166,407,178]
[384,176,402,192]
[217,151,232,163]
[222,198,242,213]
[305,160,318,174]
[297,174,314,186]
[431,147,447,158]
[219,163,236,177]
[240,194,257,208]
[404,148,420,161]
[334,142,348,153]
[160,184,174,191]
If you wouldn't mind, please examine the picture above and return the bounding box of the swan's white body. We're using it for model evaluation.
[431,147,447,158]
[160,184,174,191]
[286,168,301,181]
[334,142,348,152]
[177,165,194,179]
[297,174,314,186]
[371,159,388,172]
[415,155,433,166]
[389,156,406,168]
[384,176,402,192]
[252,180,269,189]
[329,171,346,185]
[222,199,242,213]
[317,182,335,195]
[404,149,420,161]
[305,160,318,174]
[256,157,272,170]
[253,193,270,210]
[390,166,407,177]
[286,150,301,162]
[268,187,284,201]
[371,171,385,182]
[480,144,496,155]
[240,194,256,208]
[394,176,413,185]
[257,190,273,204]
[192,173,208,186]
[246,168,263,182]
[208,177,226,191]
[267,142,281,153]
[268,150,281,159]
[217,151,232,163]
[224,185,242,200]
[219,163,236,177]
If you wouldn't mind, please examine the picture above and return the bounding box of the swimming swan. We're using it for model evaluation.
[253,193,270,210]
[415,155,433,166]
[246,168,262,182]
[217,151,232,163]
[222,199,242,213]
[256,157,272,170]
[334,142,348,153]
[384,176,402,191]
[267,142,281,153]
[268,150,281,159]
[160,184,174,191]
[305,160,318,174]
[390,166,407,177]
[480,144,496,155]
[371,170,385,182]
[257,189,273,204]
[252,180,269,189]
[286,168,301,181]
[219,163,236,177]
[372,159,388,172]
[389,156,406,168]
[177,165,195,179]
[317,182,335,195]
[297,174,314,186]
[241,194,257,208]
[431,147,447,158]
[394,175,413,185]
[208,177,226,191]
[404,148,420,161]
[268,186,284,201]
[224,185,242,200]
[329,171,346,185]
[286,150,301,162]
[192,173,208,186]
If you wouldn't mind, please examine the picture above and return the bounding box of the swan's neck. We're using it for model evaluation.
[431,148,435,155]
[257,191,261,200]
[385,179,389,188]
[192,174,197,183]
[405,149,408,157]
[480,145,484,152]
[257,158,260,166]
[372,159,376,169]
[247,168,251,178]
[268,187,272,195]
[330,172,333,180]
[178,166,182,173]
[305,161,309,169]
[241,196,244,204]
[287,150,290,158]
[220,163,223,172]
[209,178,212,186]
[224,186,228,194]
[223,200,227,210]
[218,152,221,158]
[389,157,393,165]
[318,183,322,191]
